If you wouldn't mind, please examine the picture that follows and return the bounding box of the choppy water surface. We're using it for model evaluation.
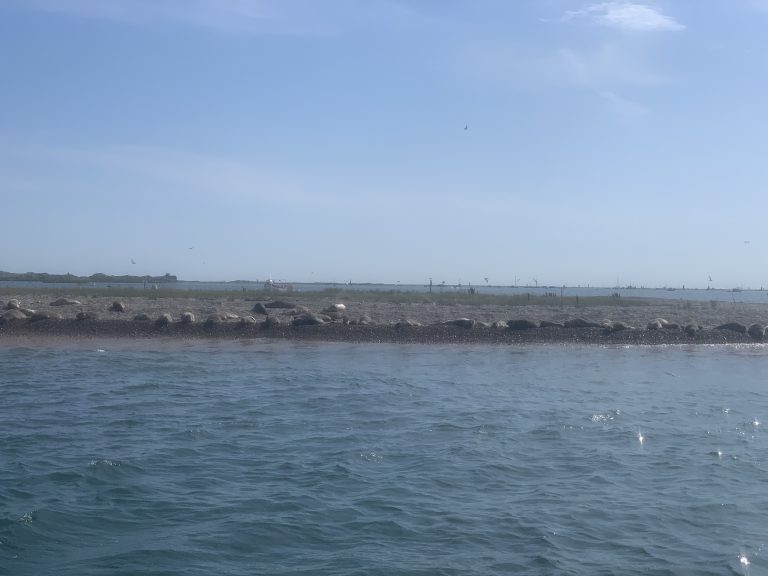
[1,341,767,575]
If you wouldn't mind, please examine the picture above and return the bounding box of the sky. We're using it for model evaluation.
[2,0,768,288]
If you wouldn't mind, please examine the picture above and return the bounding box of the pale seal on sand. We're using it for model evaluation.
[50,298,81,306]
[155,313,173,326]
[1,309,28,322]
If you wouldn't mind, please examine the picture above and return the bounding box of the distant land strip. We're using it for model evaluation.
[0,271,178,283]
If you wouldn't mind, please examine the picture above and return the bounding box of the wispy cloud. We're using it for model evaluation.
[599,90,649,121]
[1,141,343,207]
[7,0,310,33]
[564,2,684,32]
[557,43,671,88]
[5,0,417,35]
[747,0,768,11]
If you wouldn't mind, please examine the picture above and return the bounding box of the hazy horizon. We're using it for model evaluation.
[1,267,764,291]
[3,1,767,289]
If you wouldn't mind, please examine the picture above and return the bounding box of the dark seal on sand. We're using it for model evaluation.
[30,311,60,322]
[507,319,538,331]
[564,318,602,328]
[291,313,325,326]
[716,322,747,334]
[748,323,765,340]
[265,301,296,309]
[251,303,268,315]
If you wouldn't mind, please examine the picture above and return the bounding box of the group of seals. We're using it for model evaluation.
[2,297,768,342]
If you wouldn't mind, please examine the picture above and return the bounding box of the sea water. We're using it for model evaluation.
[1,340,766,575]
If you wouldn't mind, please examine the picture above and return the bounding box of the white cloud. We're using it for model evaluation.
[564,2,684,32]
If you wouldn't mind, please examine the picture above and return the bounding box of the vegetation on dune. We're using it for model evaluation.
[0,286,651,307]
[311,289,651,307]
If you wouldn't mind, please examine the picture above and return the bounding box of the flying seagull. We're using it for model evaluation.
[464,124,468,131]
[131,259,136,265]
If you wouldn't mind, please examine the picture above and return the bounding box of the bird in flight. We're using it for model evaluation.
[464,124,468,131]
[131,259,136,265]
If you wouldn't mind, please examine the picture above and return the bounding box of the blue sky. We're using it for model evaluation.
[2,0,768,288]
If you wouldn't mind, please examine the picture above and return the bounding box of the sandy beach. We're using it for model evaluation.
[2,291,768,345]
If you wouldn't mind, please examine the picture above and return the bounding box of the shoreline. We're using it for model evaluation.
[0,319,760,346]
[2,291,768,345]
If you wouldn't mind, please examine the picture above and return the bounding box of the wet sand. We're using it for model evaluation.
[2,292,768,345]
